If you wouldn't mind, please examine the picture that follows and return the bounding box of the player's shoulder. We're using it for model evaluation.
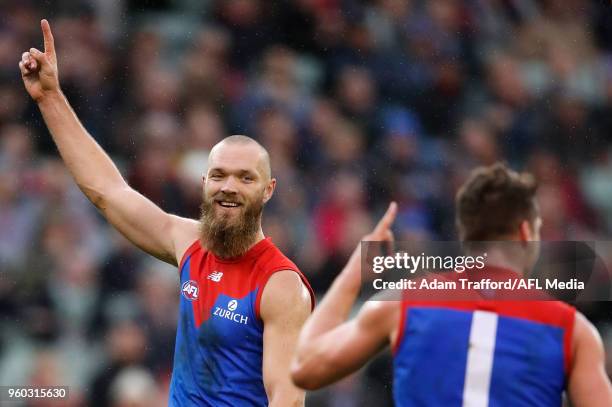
[259,270,313,322]
[531,299,576,323]
[254,240,314,320]
[573,311,603,349]
[570,311,606,377]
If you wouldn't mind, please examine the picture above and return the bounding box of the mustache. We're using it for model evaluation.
[211,193,244,204]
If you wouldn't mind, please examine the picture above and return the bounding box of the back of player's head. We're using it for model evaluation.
[456,162,538,241]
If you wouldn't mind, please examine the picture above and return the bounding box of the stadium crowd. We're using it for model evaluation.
[1,0,611,405]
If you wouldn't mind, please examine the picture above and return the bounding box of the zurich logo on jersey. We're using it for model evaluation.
[182,280,199,301]
[213,298,249,325]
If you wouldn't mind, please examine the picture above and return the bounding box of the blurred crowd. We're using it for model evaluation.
[1,0,612,406]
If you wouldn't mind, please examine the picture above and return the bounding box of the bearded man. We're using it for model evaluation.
[19,20,314,406]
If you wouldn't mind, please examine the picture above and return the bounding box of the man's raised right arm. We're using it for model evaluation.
[19,19,198,265]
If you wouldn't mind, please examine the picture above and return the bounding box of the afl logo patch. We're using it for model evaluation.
[181,280,199,301]
[228,300,238,311]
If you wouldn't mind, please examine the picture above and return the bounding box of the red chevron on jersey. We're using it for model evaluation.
[170,237,315,406]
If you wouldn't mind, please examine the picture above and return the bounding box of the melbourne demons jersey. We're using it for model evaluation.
[393,288,575,406]
[169,237,314,406]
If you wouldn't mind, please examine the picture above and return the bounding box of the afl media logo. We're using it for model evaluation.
[181,280,199,301]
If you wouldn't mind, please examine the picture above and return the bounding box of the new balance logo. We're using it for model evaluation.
[207,271,223,282]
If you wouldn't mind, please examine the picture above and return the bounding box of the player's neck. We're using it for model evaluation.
[482,247,529,276]
[252,227,265,246]
[231,227,265,256]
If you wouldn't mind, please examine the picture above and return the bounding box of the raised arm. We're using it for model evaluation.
[19,19,198,265]
[291,202,399,389]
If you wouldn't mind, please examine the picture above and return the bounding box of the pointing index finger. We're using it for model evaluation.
[41,19,55,56]
[374,202,397,234]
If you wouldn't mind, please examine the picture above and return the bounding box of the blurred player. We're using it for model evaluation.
[19,20,314,406]
[291,163,612,406]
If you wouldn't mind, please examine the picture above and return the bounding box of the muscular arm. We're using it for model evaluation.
[291,296,397,390]
[568,312,612,407]
[291,203,398,390]
[260,271,312,407]
[20,20,198,264]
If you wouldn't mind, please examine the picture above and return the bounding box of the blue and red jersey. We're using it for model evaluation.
[169,237,314,406]
[393,286,576,406]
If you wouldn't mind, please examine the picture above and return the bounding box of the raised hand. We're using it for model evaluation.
[337,202,398,288]
[19,19,59,102]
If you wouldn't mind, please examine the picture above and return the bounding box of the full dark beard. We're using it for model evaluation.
[199,195,264,259]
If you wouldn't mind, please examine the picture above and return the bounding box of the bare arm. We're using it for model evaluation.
[291,203,398,390]
[568,312,612,407]
[291,297,397,390]
[260,271,312,406]
[19,20,198,265]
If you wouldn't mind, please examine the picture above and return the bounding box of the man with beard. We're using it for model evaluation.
[20,20,314,406]
[291,164,612,406]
